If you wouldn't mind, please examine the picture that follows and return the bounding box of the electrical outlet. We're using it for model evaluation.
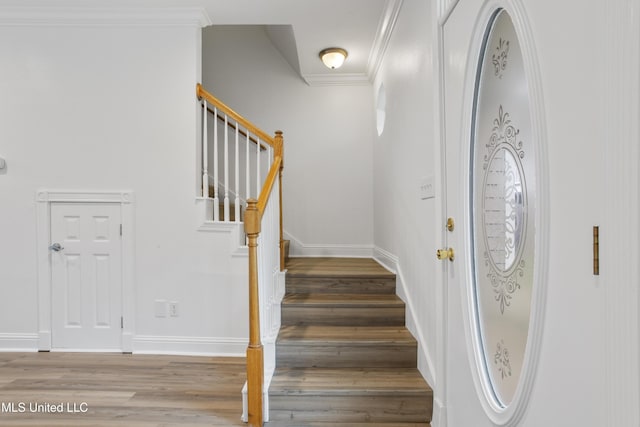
[169,301,179,317]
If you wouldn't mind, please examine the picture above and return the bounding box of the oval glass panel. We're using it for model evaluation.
[471,9,536,407]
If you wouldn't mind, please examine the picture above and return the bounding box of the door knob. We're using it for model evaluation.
[49,243,64,252]
[436,247,454,261]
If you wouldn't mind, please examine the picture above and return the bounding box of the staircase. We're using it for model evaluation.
[269,257,433,426]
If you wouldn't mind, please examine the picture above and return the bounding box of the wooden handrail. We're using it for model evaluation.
[256,157,281,214]
[197,83,275,148]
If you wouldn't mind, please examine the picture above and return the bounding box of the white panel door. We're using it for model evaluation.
[50,203,123,351]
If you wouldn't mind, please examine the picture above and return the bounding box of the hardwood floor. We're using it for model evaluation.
[0,352,247,426]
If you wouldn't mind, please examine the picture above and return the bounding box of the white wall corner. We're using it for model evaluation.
[373,246,436,388]
[285,231,374,258]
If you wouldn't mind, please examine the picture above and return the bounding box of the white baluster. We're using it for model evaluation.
[235,123,240,222]
[213,107,219,221]
[256,138,261,199]
[246,131,250,203]
[224,116,230,221]
[202,100,208,198]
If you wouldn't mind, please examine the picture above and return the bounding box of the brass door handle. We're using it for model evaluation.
[436,247,455,261]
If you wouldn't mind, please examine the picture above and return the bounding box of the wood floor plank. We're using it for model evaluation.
[0,352,247,427]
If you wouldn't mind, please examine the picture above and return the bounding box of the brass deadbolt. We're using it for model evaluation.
[446,217,455,232]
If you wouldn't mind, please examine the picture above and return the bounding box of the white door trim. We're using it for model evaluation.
[36,190,135,352]
[603,1,640,425]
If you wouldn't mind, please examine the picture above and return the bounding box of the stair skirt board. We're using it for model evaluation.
[373,246,436,387]
[271,257,433,424]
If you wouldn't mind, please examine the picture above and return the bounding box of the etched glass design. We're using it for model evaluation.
[471,9,536,407]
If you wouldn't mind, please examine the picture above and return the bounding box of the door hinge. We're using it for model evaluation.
[593,226,599,276]
[120,317,124,329]
[120,224,123,236]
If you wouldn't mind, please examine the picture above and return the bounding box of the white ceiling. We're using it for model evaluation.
[0,0,401,85]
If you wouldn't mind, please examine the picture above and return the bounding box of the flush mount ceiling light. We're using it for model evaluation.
[319,47,348,69]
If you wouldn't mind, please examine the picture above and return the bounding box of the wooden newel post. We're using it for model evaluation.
[275,131,285,272]
[245,199,263,427]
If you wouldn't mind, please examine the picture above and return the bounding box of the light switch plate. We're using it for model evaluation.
[420,175,435,200]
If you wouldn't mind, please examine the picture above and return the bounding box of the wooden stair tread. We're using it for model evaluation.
[282,293,404,307]
[286,257,395,278]
[278,325,415,344]
[270,368,432,396]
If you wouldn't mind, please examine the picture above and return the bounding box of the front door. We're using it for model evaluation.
[50,202,123,351]
[441,0,606,425]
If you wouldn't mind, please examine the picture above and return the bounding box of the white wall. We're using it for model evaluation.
[0,17,249,354]
[371,0,438,386]
[202,26,375,256]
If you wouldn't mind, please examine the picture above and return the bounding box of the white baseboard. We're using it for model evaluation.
[284,231,374,258]
[132,335,247,356]
[2,333,246,356]
[0,333,39,351]
[372,246,399,273]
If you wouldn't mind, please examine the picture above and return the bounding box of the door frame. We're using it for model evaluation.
[36,190,135,352]
[602,0,640,424]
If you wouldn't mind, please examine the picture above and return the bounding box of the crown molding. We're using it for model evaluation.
[0,7,212,27]
[302,72,371,87]
[367,0,404,82]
